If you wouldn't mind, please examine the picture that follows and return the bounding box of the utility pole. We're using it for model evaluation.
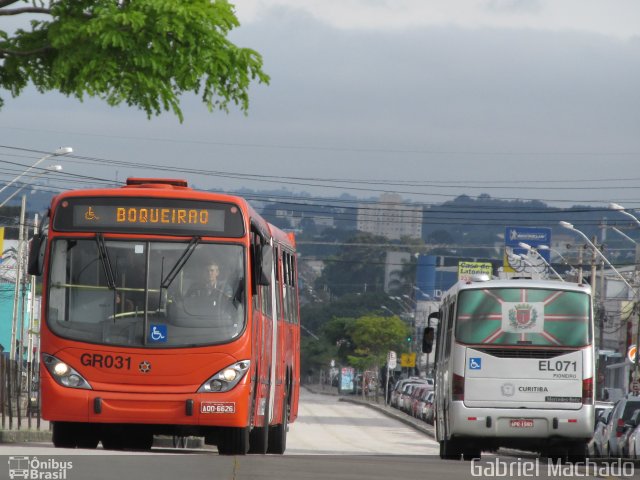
[590,236,598,294]
[577,245,584,284]
[10,195,26,361]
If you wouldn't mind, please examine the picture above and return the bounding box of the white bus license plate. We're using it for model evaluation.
[510,419,534,428]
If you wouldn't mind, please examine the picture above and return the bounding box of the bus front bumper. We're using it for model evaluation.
[41,376,251,428]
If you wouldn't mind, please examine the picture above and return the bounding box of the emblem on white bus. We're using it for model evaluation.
[508,303,538,330]
[139,361,152,373]
[501,383,515,397]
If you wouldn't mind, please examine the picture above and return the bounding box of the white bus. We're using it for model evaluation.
[423,278,595,460]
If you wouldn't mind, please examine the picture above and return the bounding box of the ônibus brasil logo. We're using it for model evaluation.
[508,303,538,330]
[8,456,73,479]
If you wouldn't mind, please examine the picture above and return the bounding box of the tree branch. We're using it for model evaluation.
[0,6,51,15]
[0,0,22,8]
[0,45,53,57]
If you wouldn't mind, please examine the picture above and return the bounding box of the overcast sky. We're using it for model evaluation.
[1,0,640,208]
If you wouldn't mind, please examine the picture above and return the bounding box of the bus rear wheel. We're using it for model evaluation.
[462,449,481,461]
[439,438,461,460]
[218,427,249,455]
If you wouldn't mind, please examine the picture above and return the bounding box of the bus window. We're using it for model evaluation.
[47,239,246,347]
[455,288,591,347]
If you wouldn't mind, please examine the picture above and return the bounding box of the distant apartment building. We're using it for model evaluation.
[274,209,335,230]
[356,194,422,240]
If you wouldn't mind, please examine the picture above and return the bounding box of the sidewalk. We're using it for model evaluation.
[0,417,52,443]
[303,384,435,439]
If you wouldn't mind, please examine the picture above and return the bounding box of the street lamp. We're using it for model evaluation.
[518,242,564,282]
[537,244,572,267]
[609,203,640,228]
[0,147,72,197]
[0,164,63,209]
[380,305,394,316]
[559,221,633,291]
[610,226,637,246]
[506,249,543,279]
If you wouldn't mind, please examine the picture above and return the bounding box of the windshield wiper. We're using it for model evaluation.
[161,236,200,289]
[232,280,244,309]
[95,234,116,290]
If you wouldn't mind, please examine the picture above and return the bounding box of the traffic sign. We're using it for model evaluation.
[400,353,416,368]
[628,345,638,363]
[387,351,397,370]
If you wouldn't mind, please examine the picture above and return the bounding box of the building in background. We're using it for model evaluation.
[356,194,422,240]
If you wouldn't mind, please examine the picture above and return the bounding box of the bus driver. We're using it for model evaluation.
[187,261,232,305]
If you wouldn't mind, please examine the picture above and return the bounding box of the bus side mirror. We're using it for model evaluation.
[257,244,273,286]
[422,327,435,354]
[27,234,47,276]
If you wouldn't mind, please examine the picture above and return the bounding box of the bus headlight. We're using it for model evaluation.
[43,354,92,390]
[197,360,250,393]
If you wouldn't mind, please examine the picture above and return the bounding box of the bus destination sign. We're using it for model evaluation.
[53,197,245,237]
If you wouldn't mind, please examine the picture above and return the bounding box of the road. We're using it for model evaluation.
[0,390,619,480]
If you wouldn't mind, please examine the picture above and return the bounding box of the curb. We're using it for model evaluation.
[0,429,52,443]
[338,397,435,439]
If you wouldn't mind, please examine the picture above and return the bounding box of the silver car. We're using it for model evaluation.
[600,396,640,458]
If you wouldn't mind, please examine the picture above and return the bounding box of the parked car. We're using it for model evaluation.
[410,386,431,418]
[400,384,419,412]
[626,415,640,459]
[390,378,425,409]
[595,401,615,425]
[618,409,640,458]
[421,391,435,423]
[589,404,614,457]
[601,396,640,458]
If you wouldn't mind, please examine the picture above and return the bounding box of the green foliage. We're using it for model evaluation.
[300,294,381,371]
[348,314,408,369]
[0,0,269,120]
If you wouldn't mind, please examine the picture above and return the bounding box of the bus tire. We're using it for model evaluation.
[462,449,481,461]
[267,398,288,454]
[124,430,154,451]
[75,424,99,449]
[52,422,77,448]
[218,427,249,455]
[566,441,587,463]
[249,380,270,454]
[439,438,461,460]
[248,426,269,454]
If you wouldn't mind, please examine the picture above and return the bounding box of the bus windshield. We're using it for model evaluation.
[47,239,246,348]
[455,287,590,347]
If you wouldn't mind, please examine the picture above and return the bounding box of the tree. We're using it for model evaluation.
[347,314,408,371]
[0,0,269,121]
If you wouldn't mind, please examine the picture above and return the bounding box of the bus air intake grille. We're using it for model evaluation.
[474,348,573,359]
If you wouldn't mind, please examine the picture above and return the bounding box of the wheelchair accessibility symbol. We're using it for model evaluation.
[149,324,167,343]
[469,357,482,370]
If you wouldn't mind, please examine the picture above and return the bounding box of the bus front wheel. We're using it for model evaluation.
[267,398,289,454]
[217,427,249,455]
[52,422,77,448]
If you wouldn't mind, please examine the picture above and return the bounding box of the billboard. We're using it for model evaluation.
[504,226,551,273]
[458,261,493,281]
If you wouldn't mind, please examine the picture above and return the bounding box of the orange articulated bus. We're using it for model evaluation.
[28,178,300,454]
